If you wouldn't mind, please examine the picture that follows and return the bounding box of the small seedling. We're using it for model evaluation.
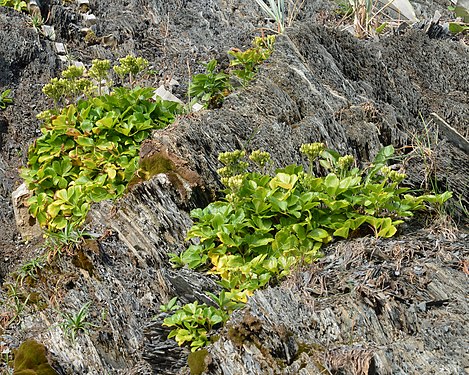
[0,89,13,110]
[29,13,44,31]
[58,302,96,343]
[159,297,180,313]
[44,223,91,259]
[16,256,46,286]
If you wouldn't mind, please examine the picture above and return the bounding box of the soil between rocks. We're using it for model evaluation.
[0,0,468,374]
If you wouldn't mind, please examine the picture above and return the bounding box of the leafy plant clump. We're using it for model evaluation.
[163,143,451,350]
[21,57,183,230]
[188,36,275,108]
[188,59,231,109]
[0,0,28,12]
[228,35,275,86]
[160,298,229,351]
[0,89,13,110]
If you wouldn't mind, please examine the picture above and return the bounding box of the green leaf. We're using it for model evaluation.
[269,196,288,211]
[89,187,111,202]
[47,202,62,218]
[309,228,331,243]
[217,232,237,247]
[449,22,469,34]
[249,236,274,247]
[96,116,115,129]
[76,136,95,147]
[333,225,350,238]
[324,173,339,196]
[293,224,306,240]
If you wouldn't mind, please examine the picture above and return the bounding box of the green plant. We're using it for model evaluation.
[449,3,469,23]
[165,144,451,350]
[0,89,13,110]
[43,223,91,258]
[29,13,44,31]
[404,116,440,193]
[22,71,182,230]
[58,302,96,343]
[449,22,469,34]
[188,60,231,109]
[335,0,353,16]
[16,256,46,286]
[88,59,111,95]
[5,283,30,324]
[159,296,180,313]
[113,55,149,87]
[161,299,228,351]
[254,0,285,33]
[42,65,92,106]
[42,56,147,106]
[0,0,27,12]
[228,36,275,86]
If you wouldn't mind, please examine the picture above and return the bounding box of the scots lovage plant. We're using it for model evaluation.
[228,36,275,86]
[164,143,451,350]
[22,58,183,230]
[160,299,228,351]
[187,35,276,109]
[188,59,231,109]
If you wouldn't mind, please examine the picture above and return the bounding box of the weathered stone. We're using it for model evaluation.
[11,183,41,241]
[82,14,97,27]
[54,42,66,55]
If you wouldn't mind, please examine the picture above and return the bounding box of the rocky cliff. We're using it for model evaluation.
[0,0,468,374]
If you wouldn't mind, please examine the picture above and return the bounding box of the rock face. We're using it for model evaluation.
[207,232,469,374]
[0,0,468,374]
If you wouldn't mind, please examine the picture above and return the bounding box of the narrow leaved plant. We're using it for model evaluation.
[254,0,285,33]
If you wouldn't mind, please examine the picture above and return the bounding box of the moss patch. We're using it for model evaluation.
[187,349,209,375]
[14,339,57,375]
[129,140,201,199]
